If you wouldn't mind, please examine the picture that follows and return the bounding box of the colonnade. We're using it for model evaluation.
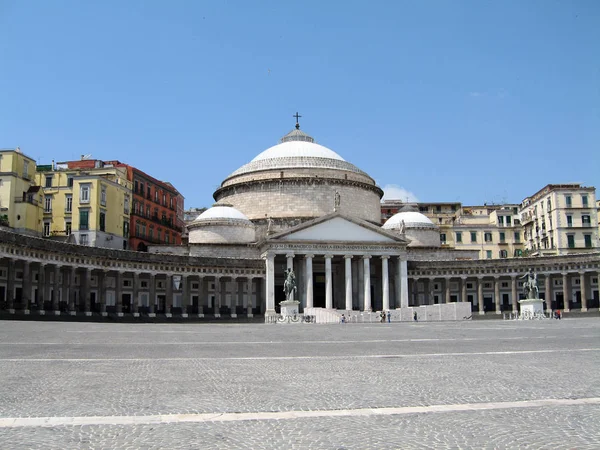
[263,252,409,313]
[409,270,600,314]
[1,258,263,317]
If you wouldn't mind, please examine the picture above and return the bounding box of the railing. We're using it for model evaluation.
[14,196,38,206]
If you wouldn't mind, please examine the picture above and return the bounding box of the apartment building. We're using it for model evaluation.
[36,160,132,249]
[0,148,43,235]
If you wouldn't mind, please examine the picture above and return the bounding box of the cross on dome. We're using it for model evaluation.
[293,112,302,130]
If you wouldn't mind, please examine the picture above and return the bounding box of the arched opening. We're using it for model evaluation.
[137,242,148,252]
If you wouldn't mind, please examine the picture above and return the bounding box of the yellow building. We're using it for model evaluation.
[36,161,132,249]
[520,184,598,255]
[0,148,43,235]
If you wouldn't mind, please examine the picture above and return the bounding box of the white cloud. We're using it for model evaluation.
[382,184,419,202]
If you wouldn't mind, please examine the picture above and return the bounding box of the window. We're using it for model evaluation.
[66,221,72,235]
[499,232,505,243]
[134,180,138,193]
[146,205,150,218]
[45,176,53,188]
[23,161,29,179]
[440,233,446,244]
[470,231,477,243]
[566,215,573,227]
[546,198,552,211]
[155,191,159,202]
[163,193,166,205]
[123,221,129,238]
[582,215,591,227]
[484,232,492,242]
[498,216,504,225]
[148,228,153,240]
[124,195,130,214]
[79,210,89,230]
[506,216,512,226]
[456,232,462,243]
[141,223,146,238]
[43,222,50,237]
[80,234,88,245]
[80,184,90,203]
[584,234,592,248]
[419,206,428,212]
[565,195,572,207]
[139,182,144,196]
[135,223,140,237]
[170,197,174,209]
[582,195,588,207]
[147,186,151,199]
[67,177,74,187]
[499,250,508,258]
[99,212,106,232]
[165,233,169,244]
[514,231,520,242]
[100,185,107,206]
[65,194,72,213]
[486,250,492,259]
[567,234,575,248]
[44,196,52,213]
[514,249,523,257]
[435,205,441,212]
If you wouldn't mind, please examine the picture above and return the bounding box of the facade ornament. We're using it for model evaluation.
[520,269,539,299]
[283,268,296,302]
[334,190,341,212]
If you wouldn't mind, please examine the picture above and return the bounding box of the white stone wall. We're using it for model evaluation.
[402,228,441,247]
[218,183,382,223]
[188,224,255,244]
[189,244,259,259]
[222,167,375,188]
[148,245,189,256]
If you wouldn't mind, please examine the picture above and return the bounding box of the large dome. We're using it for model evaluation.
[383,206,440,248]
[383,210,436,230]
[194,206,250,222]
[213,124,384,225]
[188,205,255,244]
[225,128,370,180]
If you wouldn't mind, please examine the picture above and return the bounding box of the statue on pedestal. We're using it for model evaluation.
[520,269,539,299]
[283,268,297,302]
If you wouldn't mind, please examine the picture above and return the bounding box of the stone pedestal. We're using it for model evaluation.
[277,300,301,323]
[519,298,545,319]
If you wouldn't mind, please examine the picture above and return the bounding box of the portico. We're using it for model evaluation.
[260,213,409,314]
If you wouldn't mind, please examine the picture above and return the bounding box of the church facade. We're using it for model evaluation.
[1,124,599,320]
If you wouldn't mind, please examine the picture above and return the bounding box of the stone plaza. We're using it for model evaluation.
[0,318,599,449]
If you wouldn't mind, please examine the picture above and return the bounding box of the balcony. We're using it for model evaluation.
[14,196,39,206]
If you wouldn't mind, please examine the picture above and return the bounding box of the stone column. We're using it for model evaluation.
[461,276,467,304]
[181,274,189,316]
[381,256,390,311]
[325,254,333,309]
[52,265,61,314]
[562,272,569,312]
[344,255,353,311]
[149,273,156,315]
[246,277,254,316]
[38,263,46,313]
[511,275,518,313]
[423,278,430,305]
[444,277,451,304]
[6,259,15,313]
[265,253,275,313]
[22,261,31,313]
[132,272,139,315]
[68,266,76,314]
[115,271,123,315]
[82,268,91,315]
[363,255,371,311]
[399,259,408,308]
[99,270,108,315]
[196,275,204,316]
[477,276,484,315]
[305,254,314,309]
[165,274,173,316]
[494,276,501,314]
[580,271,587,312]
[544,274,552,313]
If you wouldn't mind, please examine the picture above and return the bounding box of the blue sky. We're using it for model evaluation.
[1,0,598,208]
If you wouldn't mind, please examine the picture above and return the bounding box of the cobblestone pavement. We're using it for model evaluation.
[0,319,598,449]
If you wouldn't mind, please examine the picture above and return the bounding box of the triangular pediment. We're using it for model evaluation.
[267,213,407,244]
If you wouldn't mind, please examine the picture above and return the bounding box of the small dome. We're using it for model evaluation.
[383,207,436,230]
[194,205,250,222]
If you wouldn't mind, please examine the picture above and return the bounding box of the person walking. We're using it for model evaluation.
[413,311,418,322]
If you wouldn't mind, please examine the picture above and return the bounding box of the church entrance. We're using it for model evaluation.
[313,273,326,308]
